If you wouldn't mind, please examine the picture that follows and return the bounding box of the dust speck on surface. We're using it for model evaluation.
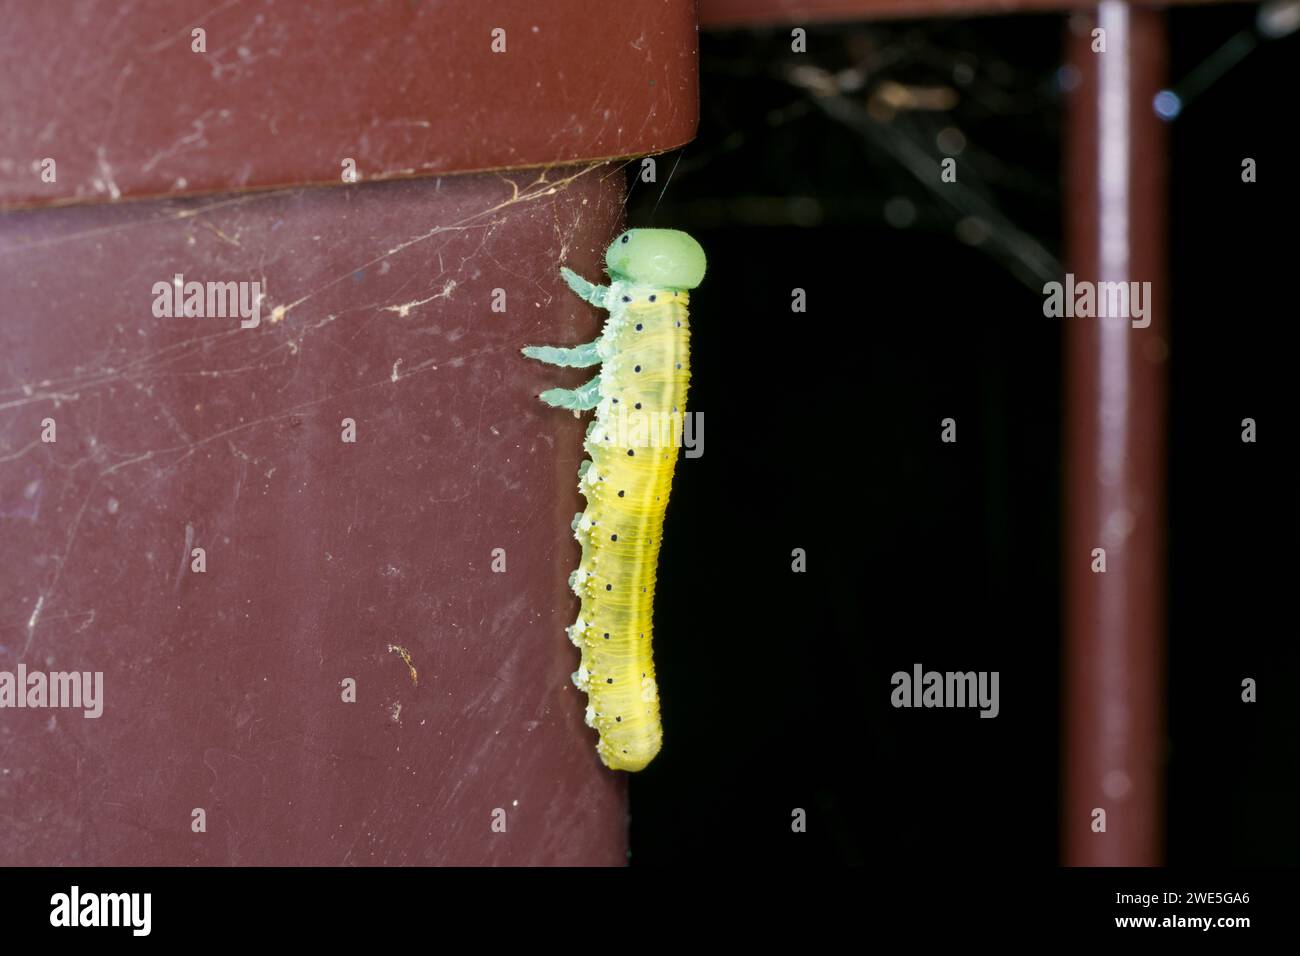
[387,644,418,687]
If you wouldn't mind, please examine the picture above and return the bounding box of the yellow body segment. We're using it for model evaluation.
[571,291,690,771]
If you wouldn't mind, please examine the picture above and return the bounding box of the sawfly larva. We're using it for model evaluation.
[522,228,706,771]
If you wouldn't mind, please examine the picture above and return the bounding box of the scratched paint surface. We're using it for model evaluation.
[0,0,699,209]
[0,167,629,864]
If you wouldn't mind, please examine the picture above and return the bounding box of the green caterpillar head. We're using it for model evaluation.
[605,228,706,290]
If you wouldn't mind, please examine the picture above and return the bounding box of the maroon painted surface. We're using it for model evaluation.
[1061,4,1168,866]
[0,0,699,209]
[698,0,1237,27]
[0,166,633,864]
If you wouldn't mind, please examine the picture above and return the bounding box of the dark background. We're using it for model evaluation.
[625,7,1299,865]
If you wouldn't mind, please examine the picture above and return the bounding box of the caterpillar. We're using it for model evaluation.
[522,228,706,772]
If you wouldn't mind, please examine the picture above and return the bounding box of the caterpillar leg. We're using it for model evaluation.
[539,374,602,411]
[560,267,609,308]
[520,341,602,368]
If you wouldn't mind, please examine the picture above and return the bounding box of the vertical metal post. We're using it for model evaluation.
[1062,2,1169,865]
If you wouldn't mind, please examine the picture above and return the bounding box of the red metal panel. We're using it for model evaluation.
[0,0,699,209]
[699,0,1244,27]
[1061,3,1169,866]
[0,166,631,865]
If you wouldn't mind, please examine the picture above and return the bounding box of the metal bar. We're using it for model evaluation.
[1061,2,1169,866]
[699,0,1244,28]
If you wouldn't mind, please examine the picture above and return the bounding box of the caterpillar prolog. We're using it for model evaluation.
[522,228,706,772]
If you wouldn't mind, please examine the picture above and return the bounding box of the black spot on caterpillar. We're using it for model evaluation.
[521,229,706,772]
